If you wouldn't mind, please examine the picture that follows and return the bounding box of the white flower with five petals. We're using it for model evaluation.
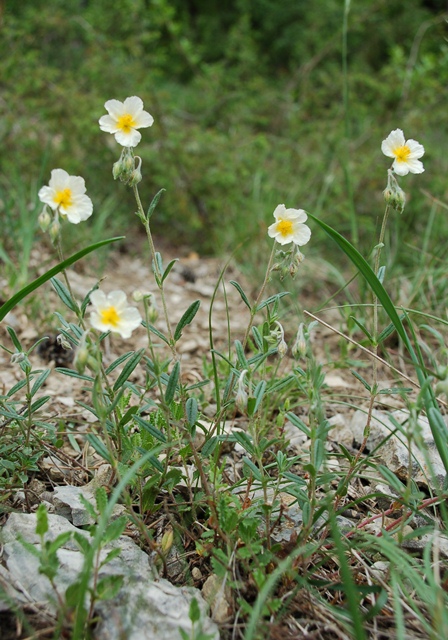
[89,289,142,339]
[267,205,311,246]
[99,96,154,147]
[381,129,424,176]
[38,169,93,224]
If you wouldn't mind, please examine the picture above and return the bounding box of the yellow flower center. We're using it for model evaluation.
[100,306,121,327]
[393,145,411,163]
[117,113,137,133]
[53,188,73,209]
[277,219,293,237]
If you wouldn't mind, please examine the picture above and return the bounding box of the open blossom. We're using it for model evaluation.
[99,96,154,147]
[38,169,93,224]
[89,289,142,339]
[267,205,311,246]
[381,129,424,176]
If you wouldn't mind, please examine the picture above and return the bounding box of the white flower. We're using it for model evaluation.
[38,169,93,224]
[381,129,424,176]
[267,205,311,246]
[99,96,154,147]
[89,289,142,339]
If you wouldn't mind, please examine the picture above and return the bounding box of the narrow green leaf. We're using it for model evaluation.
[186,397,198,428]
[268,374,296,394]
[165,362,180,404]
[0,237,124,321]
[350,316,373,343]
[243,457,262,481]
[229,280,251,310]
[7,327,22,351]
[174,300,200,341]
[86,433,112,464]
[256,291,290,312]
[379,465,407,494]
[252,380,266,414]
[144,322,170,345]
[134,415,167,443]
[27,396,50,414]
[96,575,124,601]
[31,369,51,396]
[251,326,264,350]
[146,188,165,220]
[201,435,219,457]
[162,259,178,282]
[234,431,254,455]
[55,368,94,382]
[351,370,372,392]
[286,412,311,438]
[234,340,248,368]
[51,277,78,313]
[105,351,134,375]
[113,349,144,391]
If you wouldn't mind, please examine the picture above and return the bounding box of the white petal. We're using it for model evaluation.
[99,114,119,132]
[292,224,311,246]
[119,308,142,326]
[134,110,154,128]
[381,129,405,158]
[49,168,70,190]
[90,290,108,309]
[104,99,125,119]
[405,158,424,174]
[38,186,57,209]
[64,195,93,223]
[267,222,278,238]
[272,204,286,220]
[67,175,87,195]
[107,290,128,309]
[123,96,144,116]
[406,139,425,159]
[114,129,142,147]
[392,160,410,176]
[90,311,107,332]
[285,208,307,222]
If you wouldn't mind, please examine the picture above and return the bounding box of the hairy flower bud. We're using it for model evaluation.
[38,206,52,232]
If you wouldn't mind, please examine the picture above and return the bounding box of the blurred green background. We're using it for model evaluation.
[1,0,447,269]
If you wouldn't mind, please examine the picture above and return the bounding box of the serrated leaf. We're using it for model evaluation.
[51,277,78,313]
[146,188,165,220]
[230,280,251,310]
[96,575,124,601]
[165,361,180,404]
[113,349,144,391]
[174,300,200,341]
[103,515,127,543]
[186,397,198,428]
[36,504,49,536]
[95,486,108,516]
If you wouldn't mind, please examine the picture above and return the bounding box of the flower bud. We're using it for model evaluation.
[38,207,52,232]
[292,323,307,360]
[56,334,72,350]
[48,218,61,243]
[384,169,406,214]
[235,369,248,411]
[74,345,89,374]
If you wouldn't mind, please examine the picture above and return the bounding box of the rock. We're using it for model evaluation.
[344,409,446,488]
[202,574,232,624]
[1,513,219,640]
